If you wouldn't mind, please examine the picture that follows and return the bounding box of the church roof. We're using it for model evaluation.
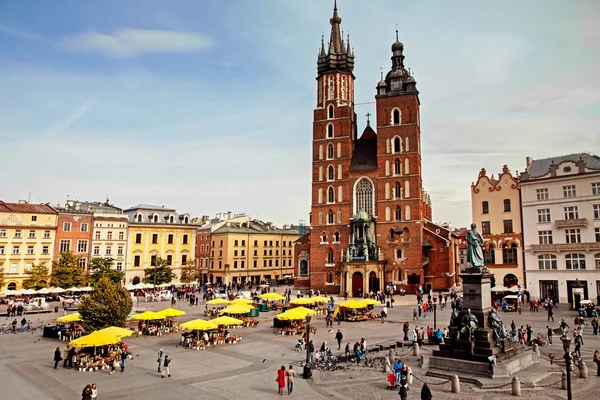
[526,153,600,178]
[350,125,377,171]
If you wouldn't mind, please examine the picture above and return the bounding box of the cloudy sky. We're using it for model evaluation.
[0,0,598,228]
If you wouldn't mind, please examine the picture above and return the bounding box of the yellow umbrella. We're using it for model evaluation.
[219,304,252,315]
[209,316,244,326]
[259,293,286,300]
[180,319,218,331]
[131,311,166,320]
[289,298,315,305]
[360,299,380,306]
[57,312,81,323]
[207,298,231,305]
[288,306,317,316]
[70,330,122,347]
[275,310,308,321]
[158,308,187,317]
[311,296,330,303]
[340,300,368,309]
[230,298,253,305]
[96,326,134,339]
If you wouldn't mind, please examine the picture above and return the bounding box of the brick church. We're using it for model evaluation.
[294,2,460,296]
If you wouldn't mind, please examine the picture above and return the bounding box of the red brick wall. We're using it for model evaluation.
[293,233,311,290]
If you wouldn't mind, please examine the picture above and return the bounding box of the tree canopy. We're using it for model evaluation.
[143,257,175,285]
[89,257,124,285]
[22,263,50,290]
[51,251,86,288]
[179,260,199,284]
[78,277,132,331]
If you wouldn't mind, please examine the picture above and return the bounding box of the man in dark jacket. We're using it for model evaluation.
[335,330,343,350]
[421,382,432,400]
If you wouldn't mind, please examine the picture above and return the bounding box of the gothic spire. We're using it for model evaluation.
[329,0,343,54]
[317,0,355,78]
[320,33,326,57]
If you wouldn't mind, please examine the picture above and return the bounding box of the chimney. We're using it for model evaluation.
[525,157,533,167]
[74,202,81,211]
[18,200,27,204]
[227,211,232,219]
[549,160,558,177]
[576,157,586,173]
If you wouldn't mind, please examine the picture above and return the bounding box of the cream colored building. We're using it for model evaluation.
[471,165,524,288]
[521,153,600,304]
[209,220,299,285]
[0,201,58,290]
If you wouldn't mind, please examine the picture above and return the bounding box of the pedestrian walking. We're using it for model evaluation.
[592,317,599,336]
[120,350,127,372]
[594,350,600,376]
[286,365,295,394]
[421,382,432,400]
[20,317,27,332]
[161,355,171,378]
[403,322,409,341]
[157,348,163,372]
[276,365,286,395]
[53,346,62,369]
[82,384,92,400]
[547,305,554,322]
[90,383,98,400]
[63,345,70,368]
[413,309,418,321]
[398,378,408,400]
[335,329,343,350]
[547,326,553,345]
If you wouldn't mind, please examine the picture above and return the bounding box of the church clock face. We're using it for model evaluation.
[391,81,400,90]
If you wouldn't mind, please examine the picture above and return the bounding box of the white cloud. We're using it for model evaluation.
[0,23,45,42]
[58,29,214,57]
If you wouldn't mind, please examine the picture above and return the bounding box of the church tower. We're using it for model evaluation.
[309,0,356,293]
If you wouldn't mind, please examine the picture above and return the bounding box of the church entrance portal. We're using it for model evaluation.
[368,271,380,293]
[352,272,363,297]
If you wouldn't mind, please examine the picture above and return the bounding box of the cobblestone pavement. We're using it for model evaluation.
[1,294,599,399]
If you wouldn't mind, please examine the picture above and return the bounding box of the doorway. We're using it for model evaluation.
[539,280,558,301]
[352,272,363,297]
[368,271,380,293]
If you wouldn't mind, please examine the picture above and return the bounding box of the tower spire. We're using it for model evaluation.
[329,0,343,54]
[320,32,326,56]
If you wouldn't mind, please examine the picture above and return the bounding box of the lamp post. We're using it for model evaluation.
[561,336,573,400]
[303,315,312,379]
[432,294,438,330]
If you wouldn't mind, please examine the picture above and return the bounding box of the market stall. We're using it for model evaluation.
[219,305,259,327]
[55,312,84,340]
[131,311,169,335]
[273,307,316,334]
[179,319,218,350]
[69,327,133,372]
[336,300,376,322]
[205,298,230,317]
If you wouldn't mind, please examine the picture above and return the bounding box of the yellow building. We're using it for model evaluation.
[0,201,58,290]
[123,205,197,284]
[471,166,524,288]
[208,220,299,285]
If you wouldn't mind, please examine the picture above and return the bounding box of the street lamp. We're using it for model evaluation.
[303,315,312,379]
[561,336,573,400]
[432,294,438,330]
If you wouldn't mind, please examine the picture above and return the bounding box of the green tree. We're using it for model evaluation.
[180,260,199,283]
[143,257,175,285]
[89,257,124,285]
[51,251,86,288]
[78,277,132,331]
[22,263,50,290]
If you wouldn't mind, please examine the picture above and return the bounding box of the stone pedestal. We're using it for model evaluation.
[460,269,493,328]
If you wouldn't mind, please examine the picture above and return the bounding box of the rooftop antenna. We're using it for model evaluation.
[28,192,31,203]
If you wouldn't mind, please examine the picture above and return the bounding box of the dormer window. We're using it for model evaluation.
[136,214,142,222]
[184,216,189,224]
[169,215,174,223]
[153,214,158,223]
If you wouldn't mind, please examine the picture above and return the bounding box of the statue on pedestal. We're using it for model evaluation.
[466,223,485,270]
[489,308,509,350]
[460,308,479,341]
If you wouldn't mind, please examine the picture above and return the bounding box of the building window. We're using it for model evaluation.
[328,186,335,203]
[116,262,123,271]
[134,255,141,267]
[106,231,112,240]
[0,229,5,238]
[503,219,513,234]
[253,260,257,268]
[118,231,124,240]
[389,229,395,241]
[117,246,123,255]
[596,228,600,242]
[43,230,50,239]
[328,104,334,119]
[483,244,495,264]
[321,233,327,242]
[77,240,88,253]
[183,234,189,245]
[327,124,334,138]
[481,221,491,235]
[10,263,17,273]
[502,243,517,264]
[393,137,402,153]
[234,250,238,257]
[28,230,35,238]
[395,206,402,221]
[538,230,553,245]
[564,206,579,220]
[327,272,334,283]
[396,249,403,259]
[482,201,489,214]
[168,234,174,244]
[328,165,335,181]
[42,246,49,255]
[63,222,71,232]
[394,182,402,199]
[135,233,142,244]
[537,209,551,223]
[27,246,34,255]
[0,246,4,255]
[254,240,258,247]
[106,246,112,255]
[503,199,511,212]
[327,249,334,264]
[95,231,101,240]
[392,109,401,125]
[58,240,70,252]
[328,210,334,224]
[328,76,334,99]
[79,258,87,269]
[536,188,549,200]
[81,223,88,232]
[593,204,600,219]
[565,229,581,244]
[234,240,239,247]
[31,215,37,221]
[565,253,586,269]
[334,232,340,242]
[327,143,334,159]
[163,255,171,266]
[93,246,100,255]
[299,260,309,275]
[14,230,21,238]
[592,182,600,195]
[538,254,557,270]
[152,234,158,244]
[563,185,576,198]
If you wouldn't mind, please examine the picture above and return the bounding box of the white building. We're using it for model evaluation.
[520,153,600,305]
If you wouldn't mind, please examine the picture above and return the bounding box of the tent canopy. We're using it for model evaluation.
[131,311,166,320]
[180,319,218,331]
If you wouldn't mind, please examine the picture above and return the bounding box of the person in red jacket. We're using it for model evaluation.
[276,365,286,395]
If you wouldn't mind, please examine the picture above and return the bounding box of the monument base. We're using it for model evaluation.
[429,350,537,378]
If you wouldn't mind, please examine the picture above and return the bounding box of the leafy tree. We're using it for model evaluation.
[22,263,50,290]
[89,257,124,285]
[180,260,199,283]
[51,251,86,288]
[143,257,175,285]
[78,277,132,331]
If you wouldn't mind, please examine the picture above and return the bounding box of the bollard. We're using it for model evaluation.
[580,361,588,379]
[384,356,391,373]
[451,375,460,393]
[511,376,521,396]
[407,367,413,384]
[413,343,420,356]
[389,349,395,361]
[561,370,567,390]
[532,343,539,357]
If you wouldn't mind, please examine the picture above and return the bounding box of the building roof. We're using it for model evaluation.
[526,153,600,178]
[124,204,176,212]
[0,201,57,214]
[124,205,192,225]
[213,220,300,236]
[350,125,377,171]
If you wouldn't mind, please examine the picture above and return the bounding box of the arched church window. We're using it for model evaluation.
[328,210,334,224]
[299,260,309,276]
[328,76,334,100]
[327,272,334,283]
[354,178,374,215]
[334,232,340,242]
[389,228,395,241]
[327,143,334,160]
[328,186,335,203]
[395,206,402,221]
[328,104,334,119]
[395,182,402,199]
[328,165,335,181]
[337,209,342,223]
[393,137,402,153]
[321,232,327,242]
[327,248,334,264]
[394,158,401,175]
[319,211,323,225]
[341,76,347,99]
[392,108,401,125]
[327,123,334,138]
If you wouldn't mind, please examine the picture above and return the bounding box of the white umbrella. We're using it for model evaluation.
[158,283,171,288]
[12,289,24,295]
[0,290,14,296]
[66,287,81,292]
[142,283,155,289]
[21,289,37,295]
[124,283,137,290]
[50,287,66,293]
[80,286,93,292]
[37,288,52,294]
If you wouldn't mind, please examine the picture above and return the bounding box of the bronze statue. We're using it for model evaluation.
[459,308,479,340]
[466,223,485,269]
[489,308,508,350]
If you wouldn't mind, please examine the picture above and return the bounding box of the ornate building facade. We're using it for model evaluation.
[471,166,524,288]
[296,3,458,296]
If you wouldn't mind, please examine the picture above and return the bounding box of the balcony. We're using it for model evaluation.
[554,218,588,228]
[530,242,600,252]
